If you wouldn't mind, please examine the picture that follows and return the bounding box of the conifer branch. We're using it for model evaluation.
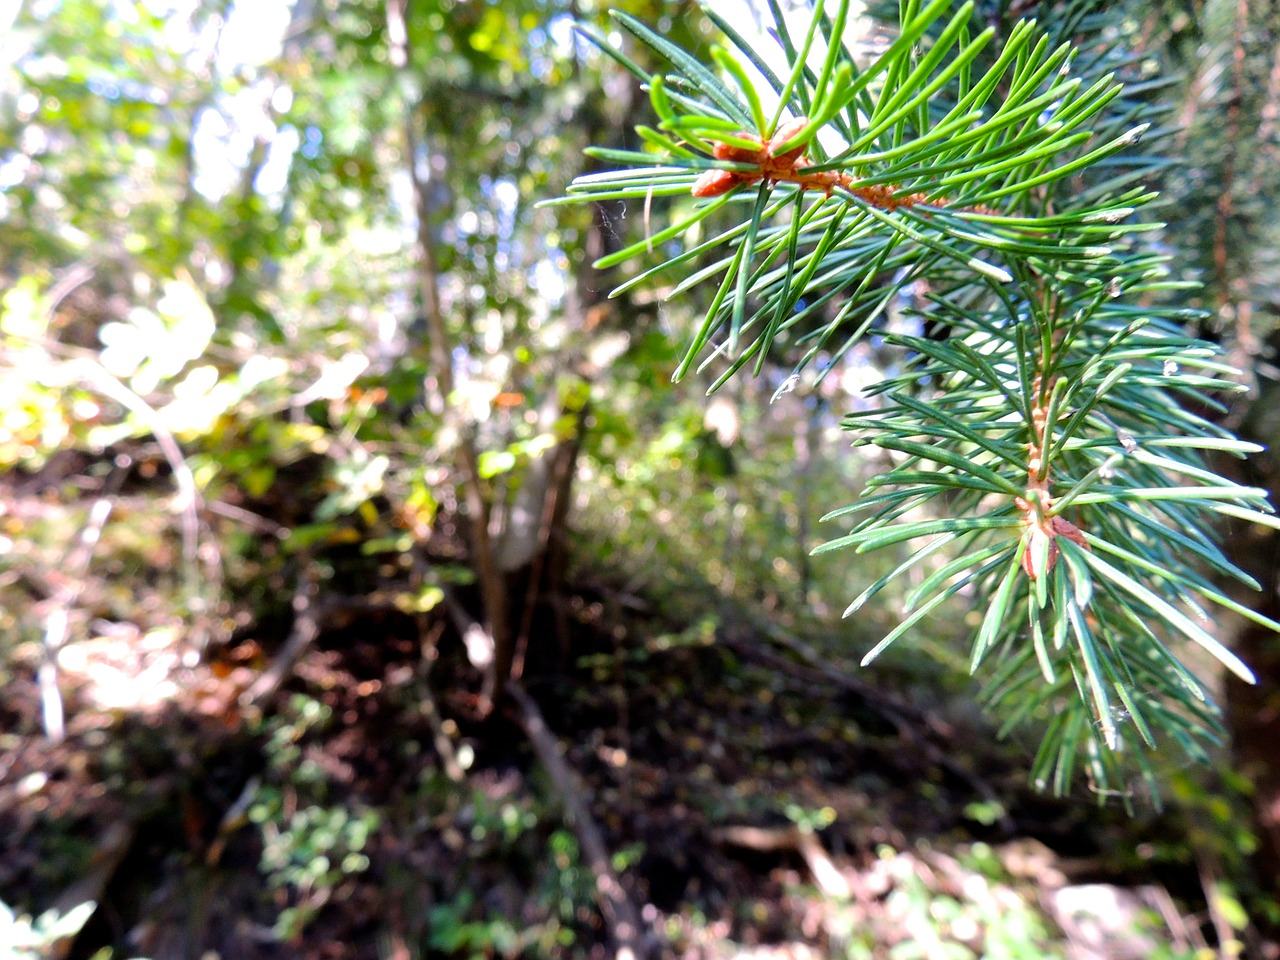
[546,0,1278,800]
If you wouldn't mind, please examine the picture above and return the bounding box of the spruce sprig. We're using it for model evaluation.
[546,0,1277,800]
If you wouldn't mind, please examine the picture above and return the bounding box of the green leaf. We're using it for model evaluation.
[611,10,753,125]
[869,436,1024,496]
[971,551,1025,672]
[711,46,767,134]
[1082,550,1256,684]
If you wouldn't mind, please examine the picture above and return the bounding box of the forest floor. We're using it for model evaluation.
[0,550,1247,960]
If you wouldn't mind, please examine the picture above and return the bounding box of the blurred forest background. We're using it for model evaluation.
[3,0,1280,957]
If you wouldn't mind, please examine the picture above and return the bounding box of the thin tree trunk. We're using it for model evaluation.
[389,0,513,714]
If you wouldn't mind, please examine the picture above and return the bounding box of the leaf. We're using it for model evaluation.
[971,552,1025,673]
[611,10,753,125]
[1082,550,1256,684]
